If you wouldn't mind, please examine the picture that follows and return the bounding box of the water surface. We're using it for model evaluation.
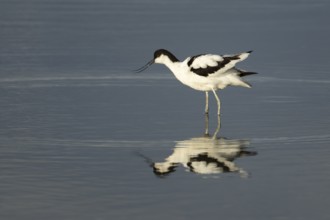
[1,0,330,219]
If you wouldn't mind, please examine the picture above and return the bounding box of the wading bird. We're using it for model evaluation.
[135,49,257,116]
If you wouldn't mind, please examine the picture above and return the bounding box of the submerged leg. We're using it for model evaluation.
[212,89,221,116]
[204,91,209,114]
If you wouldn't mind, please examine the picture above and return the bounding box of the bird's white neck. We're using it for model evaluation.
[155,54,190,86]
[158,56,182,77]
[162,56,178,67]
[157,56,194,89]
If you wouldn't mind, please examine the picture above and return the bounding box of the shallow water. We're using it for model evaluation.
[1,0,330,220]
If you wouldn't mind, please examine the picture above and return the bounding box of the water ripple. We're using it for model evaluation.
[252,134,330,145]
[0,75,329,89]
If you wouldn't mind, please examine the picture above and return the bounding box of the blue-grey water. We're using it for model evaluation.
[1,0,330,219]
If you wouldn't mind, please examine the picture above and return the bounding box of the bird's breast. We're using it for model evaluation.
[166,63,226,91]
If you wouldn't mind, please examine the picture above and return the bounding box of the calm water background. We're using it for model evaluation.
[1,0,330,219]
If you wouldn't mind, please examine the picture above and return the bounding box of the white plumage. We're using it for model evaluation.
[135,49,257,116]
[190,54,222,69]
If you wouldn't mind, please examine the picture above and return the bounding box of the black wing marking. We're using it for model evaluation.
[188,153,231,173]
[187,54,205,67]
[190,55,241,77]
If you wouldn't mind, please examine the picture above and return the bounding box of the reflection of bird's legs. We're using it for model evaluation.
[205,91,209,114]
[204,113,209,136]
[212,89,221,116]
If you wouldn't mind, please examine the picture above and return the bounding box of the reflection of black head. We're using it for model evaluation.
[152,164,178,177]
[187,153,231,173]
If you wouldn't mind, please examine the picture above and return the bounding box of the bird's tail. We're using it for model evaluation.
[237,69,258,77]
[239,81,252,88]
[234,69,258,88]
[236,50,253,62]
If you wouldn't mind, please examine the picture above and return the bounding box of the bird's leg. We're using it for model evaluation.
[204,91,209,114]
[204,113,209,136]
[212,114,221,139]
[212,89,221,116]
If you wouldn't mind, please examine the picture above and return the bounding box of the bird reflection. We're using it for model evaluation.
[139,115,257,177]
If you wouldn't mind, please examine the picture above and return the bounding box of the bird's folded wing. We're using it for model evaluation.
[188,53,250,77]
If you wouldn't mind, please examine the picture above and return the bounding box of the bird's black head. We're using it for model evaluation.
[134,49,179,73]
[154,49,179,63]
